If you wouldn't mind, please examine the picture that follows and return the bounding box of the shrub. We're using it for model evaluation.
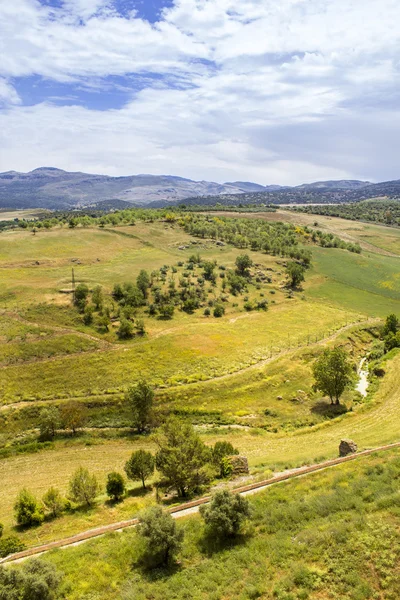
[0,559,62,599]
[14,489,44,527]
[200,489,251,539]
[0,534,25,558]
[213,304,225,318]
[106,472,126,501]
[42,487,64,518]
[125,450,155,489]
[212,441,239,477]
[117,318,134,339]
[137,506,184,568]
[69,467,99,507]
[39,406,60,441]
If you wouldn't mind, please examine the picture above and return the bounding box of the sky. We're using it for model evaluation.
[0,0,399,185]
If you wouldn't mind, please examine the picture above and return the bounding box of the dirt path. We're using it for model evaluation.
[2,440,399,565]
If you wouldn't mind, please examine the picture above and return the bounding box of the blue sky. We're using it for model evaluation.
[0,0,399,184]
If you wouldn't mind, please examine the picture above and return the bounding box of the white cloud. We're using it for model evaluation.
[0,0,399,183]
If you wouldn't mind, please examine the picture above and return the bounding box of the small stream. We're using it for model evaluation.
[356,357,369,397]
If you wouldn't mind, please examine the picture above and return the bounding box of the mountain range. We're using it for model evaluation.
[0,167,399,209]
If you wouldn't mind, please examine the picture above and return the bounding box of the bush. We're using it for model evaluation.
[137,506,184,568]
[42,487,64,519]
[213,304,225,318]
[200,490,251,539]
[204,308,210,316]
[117,318,134,339]
[69,467,99,507]
[0,534,25,558]
[0,558,62,599]
[125,450,155,489]
[14,489,44,527]
[106,472,126,501]
[39,406,60,441]
[212,441,239,477]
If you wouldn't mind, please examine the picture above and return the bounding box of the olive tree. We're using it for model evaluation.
[137,506,184,568]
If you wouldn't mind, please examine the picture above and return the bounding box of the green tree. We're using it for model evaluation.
[235,254,253,277]
[39,406,60,441]
[383,314,399,336]
[154,417,211,497]
[91,285,103,310]
[203,261,216,282]
[213,304,225,318]
[124,450,155,489]
[137,270,151,298]
[159,303,174,319]
[126,380,154,433]
[68,467,99,507]
[0,523,3,538]
[42,487,64,518]
[0,534,25,559]
[83,304,94,325]
[117,318,134,339]
[0,558,62,599]
[14,489,44,527]
[312,347,354,405]
[137,506,184,568]
[286,262,305,288]
[74,283,89,311]
[60,401,87,435]
[106,472,126,501]
[200,490,251,539]
[212,441,239,477]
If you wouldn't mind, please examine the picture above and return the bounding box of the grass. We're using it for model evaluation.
[39,448,400,600]
[1,217,400,558]
[1,344,400,548]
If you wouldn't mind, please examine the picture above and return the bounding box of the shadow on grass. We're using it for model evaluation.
[135,560,182,582]
[198,531,250,557]
[127,485,152,499]
[311,401,348,418]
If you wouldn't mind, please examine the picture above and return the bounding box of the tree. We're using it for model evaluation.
[69,467,99,507]
[126,380,154,433]
[0,523,3,538]
[203,261,216,282]
[212,441,239,478]
[39,406,60,441]
[312,346,354,405]
[74,283,89,311]
[0,558,62,600]
[383,314,399,336]
[60,401,87,434]
[83,304,94,325]
[42,487,64,518]
[117,318,134,339]
[235,254,253,277]
[213,304,225,318]
[159,303,174,319]
[154,417,211,497]
[137,506,184,568]
[200,490,251,539]
[91,285,103,310]
[124,450,155,489]
[137,270,150,298]
[14,489,44,527]
[286,262,305,288]
[106,472,126,501]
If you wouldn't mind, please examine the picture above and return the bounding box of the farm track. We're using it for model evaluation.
[0,318,378,412]
[2,440,399,565]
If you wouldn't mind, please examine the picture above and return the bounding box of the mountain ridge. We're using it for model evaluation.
[0,167,398,209]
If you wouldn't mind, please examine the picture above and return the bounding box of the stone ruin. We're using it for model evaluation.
[339,439,358,457]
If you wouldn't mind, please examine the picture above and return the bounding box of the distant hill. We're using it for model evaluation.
[0,167,398,209]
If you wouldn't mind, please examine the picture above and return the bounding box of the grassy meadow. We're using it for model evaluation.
[0,213,400,554]
[40,448,400,600]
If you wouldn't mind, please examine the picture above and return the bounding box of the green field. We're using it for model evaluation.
[1,214,400,559]
[41,448,400,600]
